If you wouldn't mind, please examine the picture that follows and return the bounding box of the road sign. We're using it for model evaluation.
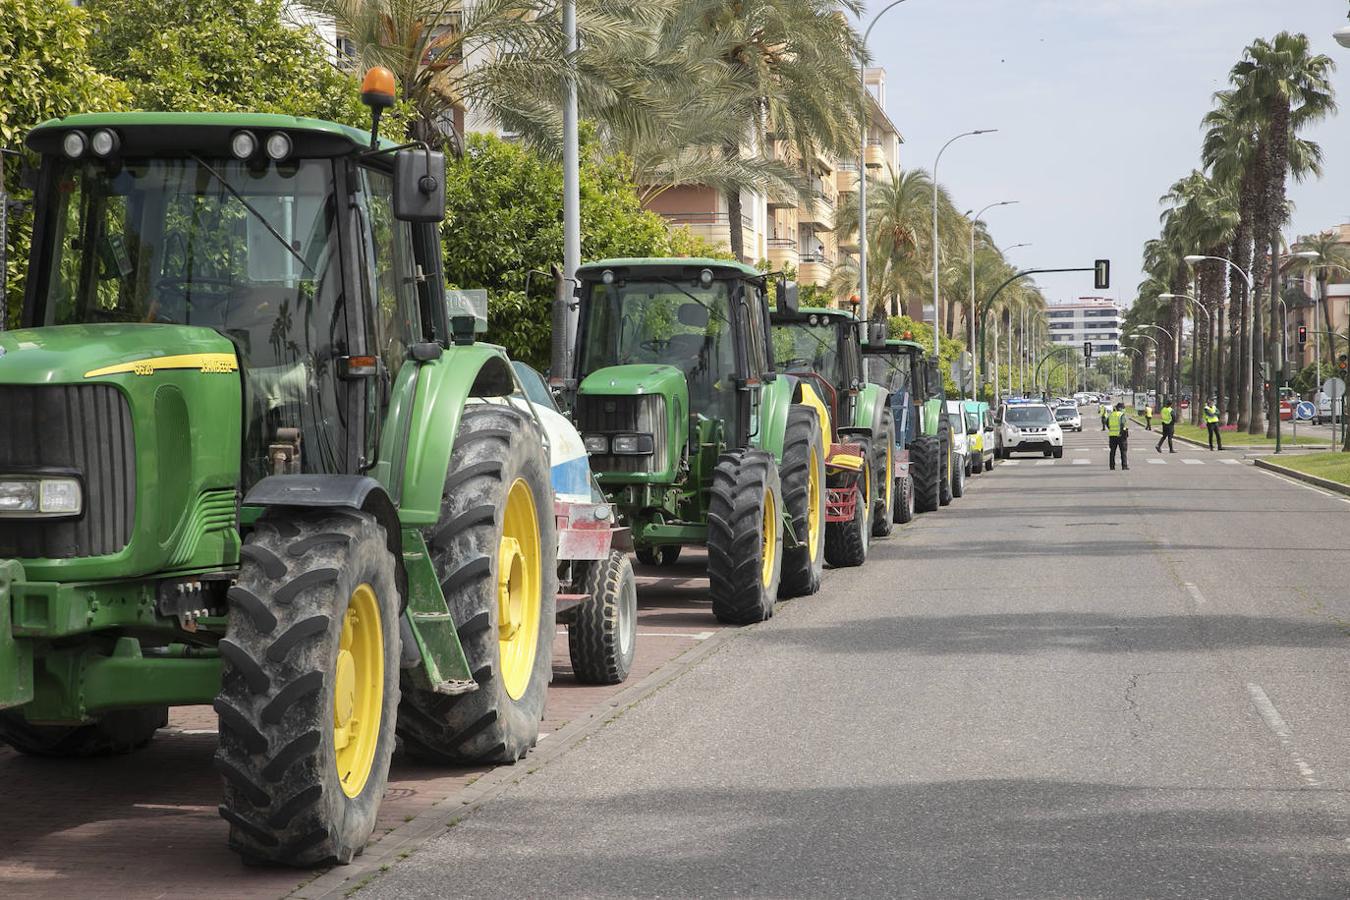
[1093,259,1110,290]
[1322,377,1345,397]
[1295,401,1316,420]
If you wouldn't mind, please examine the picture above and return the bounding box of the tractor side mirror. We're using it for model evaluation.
[866,321,887,351]
[393,148,446,222]
[776,276,799,316]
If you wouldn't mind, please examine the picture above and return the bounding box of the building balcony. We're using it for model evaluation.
[661,212,754,251]
[836,163,859,194]
[767,237,799,269]
[864,140,885,169]
[798,251,833,287]
[800,192,835,226]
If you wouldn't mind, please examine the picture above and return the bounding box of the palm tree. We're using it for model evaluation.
[835,166,935,318]
[673,0,865,261]
[1290,231,1350,372]
[1230,32,1336,435]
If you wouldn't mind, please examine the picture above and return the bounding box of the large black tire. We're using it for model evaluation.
[938,422,954,507]
[0,706,166,757]
[895,472,915,524]
[970,450,983,475]
[635,545,680,567]
[951,452,966,498]
[871,411,896,538]
[215,509,400,866]
[568,550,637,685]
[911,435,941,514]
[707,450,783,624]
[825,435,872,568]
[779,406,826,598]
[397,405,558,766]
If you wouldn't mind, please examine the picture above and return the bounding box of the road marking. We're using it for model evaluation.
[1219,458,1240,465]
[1074,448,1092,454]
[1258,467,1350,503]
[1146,459,1167,465]
[1181,458,1203,465]
[1072,458,1090,465]
[1034,460,1054,466]
[1003,459,1020,466]
[1182,582,1206,605]
[636,631,716,640]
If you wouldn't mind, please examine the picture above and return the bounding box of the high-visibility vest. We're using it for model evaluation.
[1203,404,1219,424]
[1108,411,1125,436]
[1145,406,1152,417]
[1161,406,1174,425]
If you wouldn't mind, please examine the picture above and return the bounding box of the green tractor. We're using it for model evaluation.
[0,80,629,866]
[863,338,954,516]
[769,307,896,561]
[560,258,836,622]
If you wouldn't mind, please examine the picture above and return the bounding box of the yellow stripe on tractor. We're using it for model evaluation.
[797,382,832,454]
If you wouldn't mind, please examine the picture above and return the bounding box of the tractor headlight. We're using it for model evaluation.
[611,434,654,455]
[90,128,120,158]
[0,476,83,517]
[62,131,88,159]
[265,131,293,161]
[230,130,258,160]
[583,435,609,454]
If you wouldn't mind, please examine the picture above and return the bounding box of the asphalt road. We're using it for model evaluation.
[362,426,1350,899]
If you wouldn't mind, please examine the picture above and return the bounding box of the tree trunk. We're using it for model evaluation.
[1247,135,1272,435]
[1266,234,1281,439]
[725,187,745,262]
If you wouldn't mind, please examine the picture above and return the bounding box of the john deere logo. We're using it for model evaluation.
[85,353,239,378]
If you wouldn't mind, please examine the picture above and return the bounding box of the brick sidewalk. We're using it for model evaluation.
[0,552,725,900]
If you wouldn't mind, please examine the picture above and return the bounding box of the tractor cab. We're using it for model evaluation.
[863,338,952,515]
[769,306,866,441]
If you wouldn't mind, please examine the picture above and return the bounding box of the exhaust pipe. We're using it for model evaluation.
[549,263,576,397]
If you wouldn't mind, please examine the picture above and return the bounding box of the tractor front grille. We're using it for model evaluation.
[0,384,137,559]
[575,394,668,474]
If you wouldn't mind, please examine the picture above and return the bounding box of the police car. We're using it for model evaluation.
[995,399,1064,459]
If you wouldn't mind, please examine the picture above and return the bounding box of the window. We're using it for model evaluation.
[355,169,419,383]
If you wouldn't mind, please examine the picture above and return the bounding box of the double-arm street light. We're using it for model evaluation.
[1128,330,1162,399]
[965,200,1018,399]
[857,0,912,317]
[932,129,996,359]
[1160,292,1213,420]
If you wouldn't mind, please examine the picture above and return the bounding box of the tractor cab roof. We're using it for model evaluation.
[576,258,763,279]
[27,112,390,159]
[863,338,926,356]
[771,304,858,324]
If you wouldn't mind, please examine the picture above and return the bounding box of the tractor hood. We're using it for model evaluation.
[0,324,238,384]
[575,365,689,485]
[0,324,242,582]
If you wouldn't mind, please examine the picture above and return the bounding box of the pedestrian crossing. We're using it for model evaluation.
[997,454,1240,468]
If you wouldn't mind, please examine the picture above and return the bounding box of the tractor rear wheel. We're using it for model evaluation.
[910,435,941,513]
[938,422,954,507]
[636,546,680,567]
[0,706,166,757]
[778,406,826,598]
[215,508,400,867]
[398,405,557,765]
[707,450,783,624]
[568,550,637,685]
[825,436,872,568]
[871,411,896,538]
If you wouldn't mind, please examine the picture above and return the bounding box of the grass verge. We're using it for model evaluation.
[1259,451,1350,486]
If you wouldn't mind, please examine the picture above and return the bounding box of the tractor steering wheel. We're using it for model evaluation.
[778,357,812,371]
[146,277,234,323]
[640,339,671,354]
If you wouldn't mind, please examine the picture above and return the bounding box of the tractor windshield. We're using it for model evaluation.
[868,352,912,395]
[772,319,844,387]
[27,155,406,486]
[577,277,737,422]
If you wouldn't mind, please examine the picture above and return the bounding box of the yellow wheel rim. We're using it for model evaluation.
[761,486,778,588]
[806,447,821,560]
[334,583,382,799]
[498,478,542,701]
[862,455,871,529]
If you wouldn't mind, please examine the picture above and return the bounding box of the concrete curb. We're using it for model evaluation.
[290,623,742,900]
[1252,457,1350,497]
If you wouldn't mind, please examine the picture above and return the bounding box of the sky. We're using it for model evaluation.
[863,0,1350,308]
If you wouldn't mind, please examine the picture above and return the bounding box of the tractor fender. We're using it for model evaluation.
[756,375,797,462]
[242,474,406,609]
[794,382,833,457]
[852,383,888,439]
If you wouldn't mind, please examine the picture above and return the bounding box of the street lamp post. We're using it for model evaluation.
[857,0,912,317]
[967,200,1018,398]
[932,129,996,360]
[1135,323,1178,400]
[1130,331,1161,399]
[1160,292,1215,424]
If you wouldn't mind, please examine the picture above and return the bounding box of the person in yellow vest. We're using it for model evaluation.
[1203,398,1222,450]
[1099,402,1109,430]
[1154,397,1176,453]
[1108,402,1130,470]
[1144,402,1153,430]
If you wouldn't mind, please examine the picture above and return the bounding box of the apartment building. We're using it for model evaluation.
[1046,298,1124,353]
[1284,223,1350,373]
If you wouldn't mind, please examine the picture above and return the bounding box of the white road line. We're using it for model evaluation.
[1247,683,1292,738]
[1004,460,1021,466]
[1146,459,1167,465]
[1219,458,1240,465]
[1181,458,1203,465]
[1074,448,1092,454]
[1258,467,1350,503]
[1183,582,1206,605]
[1071,458,1090,465]
[1034,460,1054,466]
[636,631,716,640]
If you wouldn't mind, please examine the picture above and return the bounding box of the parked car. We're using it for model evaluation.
[996,402,1064,459]
[964,400,996,474]
[945,399,970,497]
[1055,404,1083,432]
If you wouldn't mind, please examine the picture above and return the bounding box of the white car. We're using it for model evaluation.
[996,403,1064,459]
[944,399,969,497]
[1054,405,1082,432]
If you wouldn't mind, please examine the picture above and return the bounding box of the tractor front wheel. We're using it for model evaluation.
[0,706,167,757]
[568,550,638,685]
[910,435,941,513]
[895,471,916,524]
[779,405,826,598]
[707,450,783,624]
[398,405,557,766]
[215,508,400,867]
[825,436,872,568]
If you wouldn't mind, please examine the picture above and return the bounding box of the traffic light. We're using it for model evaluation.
[1094,259,1110,290]
[1083,340,1093,360]
[1297,325,1308,346]
[1339,354,1348,372]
